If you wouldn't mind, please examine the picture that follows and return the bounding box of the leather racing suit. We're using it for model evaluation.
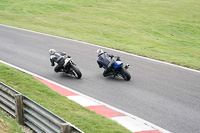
[50,52,71,72]
[97,52,120,77]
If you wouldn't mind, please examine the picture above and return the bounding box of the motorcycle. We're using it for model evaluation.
[62,56,82,79]
[108,61,131,81]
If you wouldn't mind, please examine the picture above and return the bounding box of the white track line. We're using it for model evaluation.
[0,24,199,74]
[0,60,171,133]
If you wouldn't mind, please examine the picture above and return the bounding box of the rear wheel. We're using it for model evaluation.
[71,65,82,79]
[119,68,131,81]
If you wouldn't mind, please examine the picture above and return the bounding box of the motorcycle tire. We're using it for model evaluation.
[71,65,82,79]
[119,67,131,81]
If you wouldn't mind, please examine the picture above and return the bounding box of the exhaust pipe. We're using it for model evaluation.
[125,64,130,69]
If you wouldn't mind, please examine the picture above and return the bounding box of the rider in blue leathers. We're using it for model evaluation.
[97,49,120,77]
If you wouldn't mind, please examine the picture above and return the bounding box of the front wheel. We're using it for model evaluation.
[71,65,82,79]
[119,68,131,81]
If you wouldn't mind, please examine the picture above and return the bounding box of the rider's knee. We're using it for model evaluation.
[54,68,60,73]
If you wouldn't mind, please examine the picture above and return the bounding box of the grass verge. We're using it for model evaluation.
[0,62,131,132]
[0,110,24,133]
[0,0,199,70]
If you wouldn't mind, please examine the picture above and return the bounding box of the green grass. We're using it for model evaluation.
[0,0,200,70]
[0,110,24,133]
[0,63,131,133]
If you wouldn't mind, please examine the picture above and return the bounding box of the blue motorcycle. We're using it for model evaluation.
[111,61,131,81]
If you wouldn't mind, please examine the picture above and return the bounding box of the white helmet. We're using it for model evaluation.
[49,49,56,55]
[97,49,104,56]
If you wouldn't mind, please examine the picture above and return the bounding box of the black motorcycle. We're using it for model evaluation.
[62,56,82,79]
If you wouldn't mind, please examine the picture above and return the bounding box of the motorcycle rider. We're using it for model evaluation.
[49,49,71,73]
[97,49,121,77]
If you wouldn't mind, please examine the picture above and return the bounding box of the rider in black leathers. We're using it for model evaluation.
[96,49,120,77]
[49,49,71,73]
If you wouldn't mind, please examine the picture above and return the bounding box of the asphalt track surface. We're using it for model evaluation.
[0,25,200,133]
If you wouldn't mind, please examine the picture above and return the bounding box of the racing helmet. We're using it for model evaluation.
[97,49,104,56]
[49,49,56,55]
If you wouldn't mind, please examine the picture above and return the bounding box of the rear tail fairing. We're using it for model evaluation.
[113,61,123,69]
[113,61,124,76]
